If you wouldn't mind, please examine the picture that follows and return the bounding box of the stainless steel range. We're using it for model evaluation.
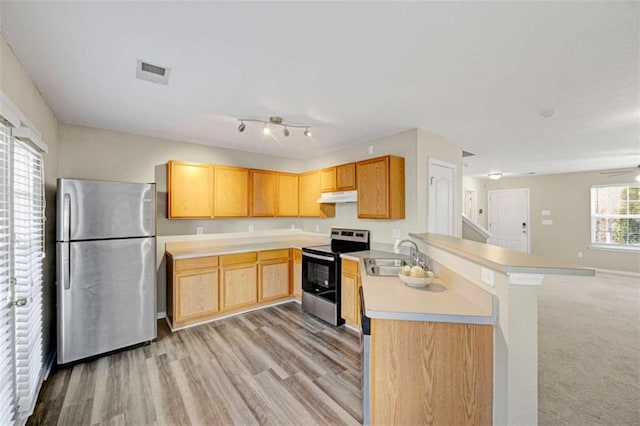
[302,228,370,326]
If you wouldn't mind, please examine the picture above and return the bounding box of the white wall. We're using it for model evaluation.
[0,36,59,364]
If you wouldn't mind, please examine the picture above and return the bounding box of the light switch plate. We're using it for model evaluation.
[196,226,203,235]
[248,225,254,232]
[481,267,495,287]
[391,229,402,239]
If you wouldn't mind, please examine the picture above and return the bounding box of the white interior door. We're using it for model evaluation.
[428,160,455,236]
[465,189,477,222]
[488,188,530,253]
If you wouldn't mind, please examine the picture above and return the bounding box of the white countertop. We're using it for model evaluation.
[341,250,495,325]
[410,233,595,276]
[165,236,329,259]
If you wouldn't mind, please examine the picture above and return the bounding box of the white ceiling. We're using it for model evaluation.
[1,1,638,177]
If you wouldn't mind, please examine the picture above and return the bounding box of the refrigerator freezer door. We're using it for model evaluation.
[56,179,155,241]
[57,238,157,364]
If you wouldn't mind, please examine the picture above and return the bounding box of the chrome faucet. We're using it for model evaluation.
[394,239,431,269]
[394,239,420,264]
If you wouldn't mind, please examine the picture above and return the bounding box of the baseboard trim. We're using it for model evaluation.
[594,268,640,278]
[156,311,166,319]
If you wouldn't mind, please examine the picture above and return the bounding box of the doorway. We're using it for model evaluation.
[428,159,456,236]
[465,188,478,222]
[488,188,530,253]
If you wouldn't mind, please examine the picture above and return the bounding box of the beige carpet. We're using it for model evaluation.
[538,272,640,425]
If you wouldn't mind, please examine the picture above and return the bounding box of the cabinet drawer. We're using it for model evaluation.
[221,252,257,266]
[342,259,359,275]
[176,256,218,272]
[258,249,289,261]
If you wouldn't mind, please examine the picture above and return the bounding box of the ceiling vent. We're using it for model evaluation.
[136,59,171,85]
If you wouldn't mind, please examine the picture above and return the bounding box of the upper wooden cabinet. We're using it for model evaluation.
[214,165,249,217]
[320,167,337,192]
[357,155,405,219]
[167,160,214,218]
[249,169,277,217]
[276,173,299,217]
[299,170,335,218]
[336,162,356,191]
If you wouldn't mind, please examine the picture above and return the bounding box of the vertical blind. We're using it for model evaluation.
[0,123,45,423]
[0,124,15,425]
[12,139,44,418]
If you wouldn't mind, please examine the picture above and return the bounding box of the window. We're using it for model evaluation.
[0,109,46,424]
[591,184,640,249]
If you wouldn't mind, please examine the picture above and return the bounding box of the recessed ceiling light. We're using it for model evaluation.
[488,172,503,180]
[539,108,555,119]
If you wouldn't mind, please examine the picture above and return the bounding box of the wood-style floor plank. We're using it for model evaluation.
[28,302,362,426]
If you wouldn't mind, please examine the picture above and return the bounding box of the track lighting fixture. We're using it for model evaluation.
[236,116,311,137]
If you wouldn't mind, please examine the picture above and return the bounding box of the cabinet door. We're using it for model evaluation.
[292,249,302,299]
[259,259,290,302]
[167,160,213,218]
[277,173,299,217]
[320,167,337,192]
[214,166,249,217]
[341,260,359,326]
[250,170,277,217]
[221,264,257,311]
[299,171,335,217]
[175,268,219,323]
[336,163,356,191]
[357,157,389,218]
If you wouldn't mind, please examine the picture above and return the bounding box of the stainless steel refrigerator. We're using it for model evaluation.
[56,178,157,364]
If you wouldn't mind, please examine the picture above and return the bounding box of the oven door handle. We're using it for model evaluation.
[303,252,336,262]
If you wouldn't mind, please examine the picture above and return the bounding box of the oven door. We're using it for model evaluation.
[302,251,339,303]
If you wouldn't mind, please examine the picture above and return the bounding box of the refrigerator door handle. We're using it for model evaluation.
[62,244,70,290]
[63,193,71,241]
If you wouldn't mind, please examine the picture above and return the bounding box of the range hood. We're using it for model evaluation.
[317,190,358,204]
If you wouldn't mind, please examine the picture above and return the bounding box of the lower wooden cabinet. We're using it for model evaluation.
[292,249,302,299]
[167,248,296,329]
[341,259,360,327]
[167,255,219,327]
[221,253,258,311]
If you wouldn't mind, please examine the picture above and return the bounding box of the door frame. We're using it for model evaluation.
[488,188,531,253]
[427,158,458,237]
[464,188,478,222]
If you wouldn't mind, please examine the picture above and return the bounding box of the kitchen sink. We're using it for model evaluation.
[364,257,410,276]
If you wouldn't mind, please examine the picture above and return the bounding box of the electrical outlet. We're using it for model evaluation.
[481,267,495,287]
[391,229,401,239]
[196,226,203,235]
[368,145,374,154]
[315,224,320,233]
[248,225,254,232]
[577,252,583,258]
[291,224,296,229]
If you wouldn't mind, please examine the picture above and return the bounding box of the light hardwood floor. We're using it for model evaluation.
[28,302,363,426]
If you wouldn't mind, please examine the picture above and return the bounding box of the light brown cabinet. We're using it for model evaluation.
[336,162,356,191]
[220,252,258,311]
[341,259,360,327]
[276,173,299,217]
[320,167,337,192]
[299,170,336,217]
[166,255,219,327]
[167,160,214,218]
[250,169,277,217]
[258,249,290,302]
[214,165,249,217]
[357,155,405,219]
[292,249,302,299]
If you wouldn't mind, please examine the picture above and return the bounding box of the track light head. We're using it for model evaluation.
[238,121,245,133]
[304,128,311,137]
[283,127,290,137]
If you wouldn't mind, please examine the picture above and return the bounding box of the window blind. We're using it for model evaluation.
[0,124,15,425]
[12,139,44,418]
